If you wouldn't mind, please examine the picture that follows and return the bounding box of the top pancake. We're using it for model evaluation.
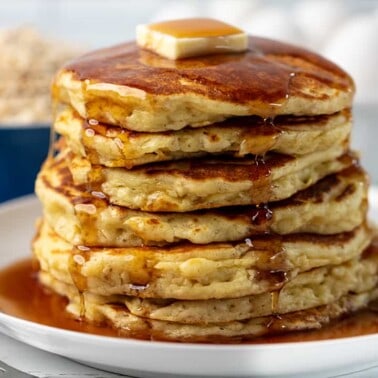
[53,37,354,132]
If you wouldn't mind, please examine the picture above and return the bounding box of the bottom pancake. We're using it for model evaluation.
[39,244,378,324]
[39,270,378,343]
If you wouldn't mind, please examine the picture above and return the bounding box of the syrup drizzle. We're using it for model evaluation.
[149,18,243,38]
[68,248,90,317]
[48,99,60,158]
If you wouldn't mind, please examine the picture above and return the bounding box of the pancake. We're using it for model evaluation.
[36,159,368,246]
[33,221,373,300]
[66,143,353,212]
[52,37,354,132]
[39,270,378,342]
[55,107,351,168]
[38,244,378,324]
[124,252,378,323]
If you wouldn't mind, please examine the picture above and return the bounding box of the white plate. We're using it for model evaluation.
[0,194,377,378]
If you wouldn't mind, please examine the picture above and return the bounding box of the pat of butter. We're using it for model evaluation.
[136,18,248,60]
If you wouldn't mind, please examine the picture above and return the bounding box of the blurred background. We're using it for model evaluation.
[0,0,377,201]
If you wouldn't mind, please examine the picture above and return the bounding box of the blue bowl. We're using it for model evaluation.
[0,125,50,202]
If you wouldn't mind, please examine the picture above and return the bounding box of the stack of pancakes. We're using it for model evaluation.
[33,36,378,342]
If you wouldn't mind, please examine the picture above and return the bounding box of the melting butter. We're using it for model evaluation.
[136,18,248,60]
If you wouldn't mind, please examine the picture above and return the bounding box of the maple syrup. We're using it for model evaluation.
[65,36,353,120]
[149,18,243,38]
[0,258,119,337]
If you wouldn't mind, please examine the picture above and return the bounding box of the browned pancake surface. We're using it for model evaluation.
[63,37,353,108]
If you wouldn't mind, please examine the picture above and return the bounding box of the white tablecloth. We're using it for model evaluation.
[0,333,123,377]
